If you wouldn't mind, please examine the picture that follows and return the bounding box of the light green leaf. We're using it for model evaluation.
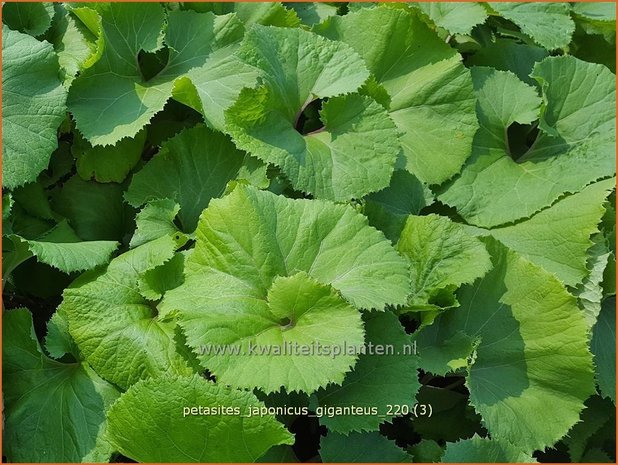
[419,239,595,452]
[443,435,536,463]
[414,2,488,35]
[6,221,118,274]
[75,129,146,183]
[315,7,478,185]
[138,252,185,301]
[3,2,54,36]
[60,235,197,390]
[533,56,615,144]
[397,214,492,312]
[64,4,106,69]
[67,4,255,145]
[591,297,616,402]
[130,199,181,248]
[48,4,99,85]
[491,178,615,287]
[440,58,615,227]
[2,28,67,189]
[320,432,411,463]
[126,126,264,231]
[315,311,420,433]
[162,185,410,393]
[165,184,410,311]
[227,26,399,200]
[180,269,364,394]
[3,308,119,462]
[489,2,575,50]
[234,25,369,116]
[107,375,293,462]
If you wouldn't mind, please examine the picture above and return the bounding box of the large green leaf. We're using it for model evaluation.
[161,185,410,393]
[126,125,265,231]
[440,58,615,227]
[315,7,478,185]
[2,28,67,189]
[67,4,256,145]
[227,25,400,201]
[165,270,363,396]
[3,308,119,462]
[490,178,615,287]
[60,234,197,390]
[314,311,420,433]
[107,375,293,462]
[418,239,595,452]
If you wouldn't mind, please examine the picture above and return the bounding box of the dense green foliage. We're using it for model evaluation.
[2,2,616,463]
